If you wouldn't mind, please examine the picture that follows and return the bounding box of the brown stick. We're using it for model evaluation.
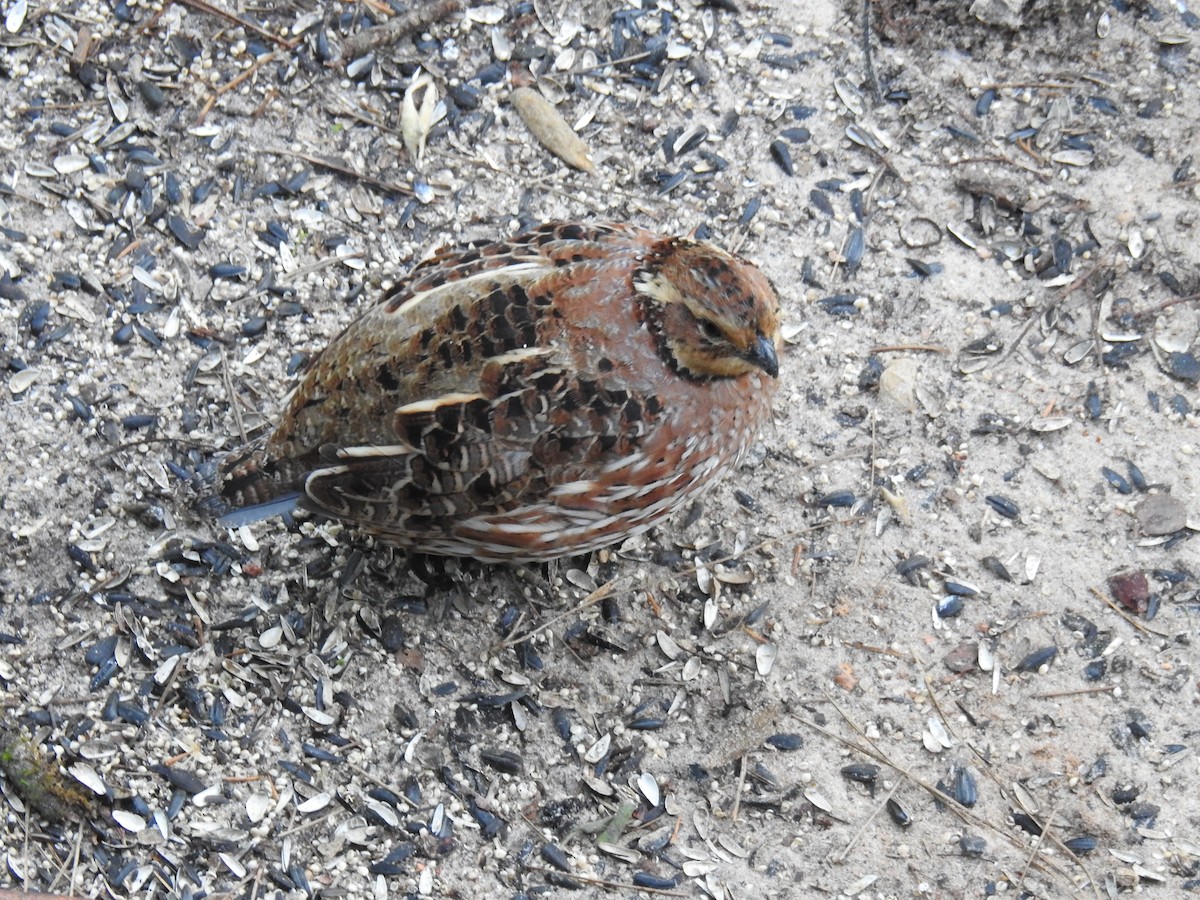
[267,147,414,198]
[868,343,950,354]
[1005,260,1107,358]
[1133,292,1200,322]
[338,0,461,62]
[194,51,279,124]
[174,0,299,50]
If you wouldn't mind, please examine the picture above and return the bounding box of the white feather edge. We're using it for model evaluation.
[390,260,550,317]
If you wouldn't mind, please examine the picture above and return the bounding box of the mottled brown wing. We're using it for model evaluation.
[301,347,566,533]
[269,222,653,458]
[271,223,666,545]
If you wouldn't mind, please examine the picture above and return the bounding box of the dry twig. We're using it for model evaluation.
[338,0,461,61]
[175,0,299,50]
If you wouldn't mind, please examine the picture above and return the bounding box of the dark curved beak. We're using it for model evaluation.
[747,333,779,378]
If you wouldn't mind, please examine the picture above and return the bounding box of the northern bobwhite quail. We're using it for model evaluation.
[216,221,781,562]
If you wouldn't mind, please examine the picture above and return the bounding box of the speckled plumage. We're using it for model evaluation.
[218,222,781,561]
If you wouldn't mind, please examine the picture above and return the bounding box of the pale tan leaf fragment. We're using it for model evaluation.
[401,70,445,165]
[510,87,595,173]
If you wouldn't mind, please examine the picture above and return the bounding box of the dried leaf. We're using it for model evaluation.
[510,86,595,173]
[401,69,445,165]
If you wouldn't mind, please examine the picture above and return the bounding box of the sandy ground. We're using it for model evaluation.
[1,0,1199,898]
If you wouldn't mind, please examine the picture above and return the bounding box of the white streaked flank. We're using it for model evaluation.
[337,443,417,458]
[395,392,484,415]
[549,480,600,497]
[392,261,549,317]
[484,345,558,366]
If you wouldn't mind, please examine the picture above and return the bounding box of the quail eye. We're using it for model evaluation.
[699,319,723,342]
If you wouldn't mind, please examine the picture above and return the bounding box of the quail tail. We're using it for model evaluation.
[197,437,304,527]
